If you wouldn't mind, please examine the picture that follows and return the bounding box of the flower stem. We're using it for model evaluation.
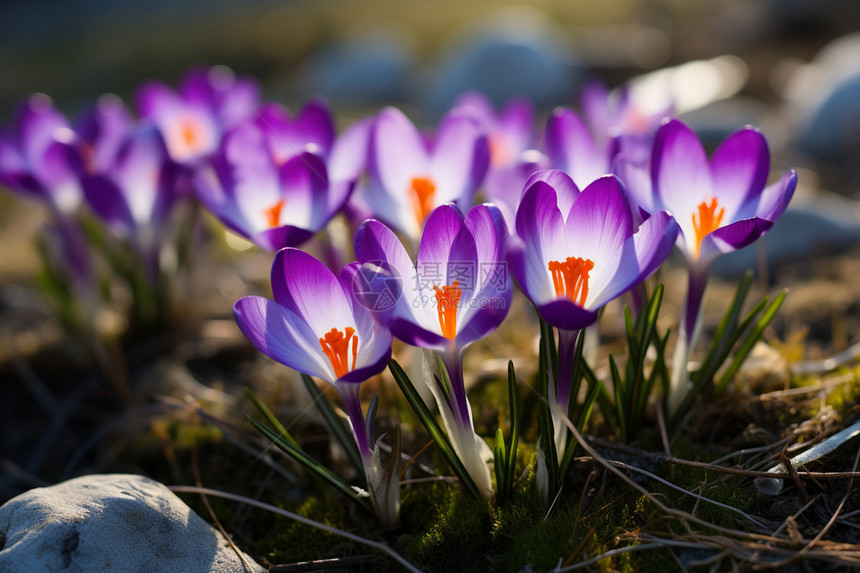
[338,384,372,462]
[668,268,708,416]
[556,328,580,414]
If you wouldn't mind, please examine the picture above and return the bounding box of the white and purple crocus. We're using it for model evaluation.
[363,107,490,242]
[193,110,356,252]
[354,203,511,500]
[621,119,797,415]
[507,171,678,450]
[233,247,395,521]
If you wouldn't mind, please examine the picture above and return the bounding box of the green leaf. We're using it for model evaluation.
[300,374,365,479]
[714,290,786,395]
[537,337,559,496]
[244,387,300,449]
[505,360,520,498]
[388,359,482,500]
[493,428,507,503]
[247,416,372,511]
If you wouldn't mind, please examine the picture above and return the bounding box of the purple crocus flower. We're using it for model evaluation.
[354,203,511,500]
[0,94,82,214]
[507,172,679,415]
[79,125,181,282]
[254,100,335,166]
[235,247,393,458]
[0,95,94,297]
[362,107,489,241]
[73,94,135,175]
[622,119,797,414]
[580,78,671,167]
[136,66,259,165]
[193,121,355,252]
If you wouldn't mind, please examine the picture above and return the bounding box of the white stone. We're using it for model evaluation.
[0,474,265,573]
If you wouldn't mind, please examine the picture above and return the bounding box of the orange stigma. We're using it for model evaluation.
[410,177,436,226]
[319,327,358,379]
[180,120,200,150]
[433,280,462,341]
[263,199,286,228]
[691,198,725,256]
[548,257,594,307]
[487,134,511,167]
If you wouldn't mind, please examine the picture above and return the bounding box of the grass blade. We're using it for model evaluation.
[715,290,786,395]
[300,373,365,479]
[388,359,482,500]
[493,428,507,502]
[247,416,372,511]
[244,387,300,448]
[505,360,520,498]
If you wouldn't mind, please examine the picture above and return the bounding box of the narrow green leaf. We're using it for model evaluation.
[300,373,365,478]
[695,271,754,384]
[559,367,603,477]
[715,291,786,395]
[505,360,520,498]
[608,355,627,441]
[248,416,371,511]
[493,428,507,502]
[388,360,482,500]
[244,387,300,448]
[537,341,560,494]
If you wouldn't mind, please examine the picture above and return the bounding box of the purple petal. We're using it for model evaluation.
[110,126,173,225]
[429,110,489,206]
[294,99,336,158]
[709,126,770,219]
[613,155,654,219]
[354,219,418,297]
[16,94,69,165]
[74,94,134,173]
[699,217,773,262]
[371,107,427,197]
[564,175,633,266]
[234,295,332,381]
[254,225,315,251]
[589,211,679,308]
[545,107,607,186]
[535,299,600,331]
[82,174,134,233]
[512,181,565,304]
[329,116,372,183]
[749,170,797,222]
[651,119,712,217]
[524,169,580,217]
[270,248,355,336]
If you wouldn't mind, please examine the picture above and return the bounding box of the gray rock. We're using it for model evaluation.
[786,33,860,164]
[0,473,265,573]
[421,6,581,118]
[711,190,860,278]
[299,27,413,105]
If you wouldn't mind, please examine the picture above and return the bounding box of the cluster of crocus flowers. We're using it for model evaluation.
[1,64,801,517]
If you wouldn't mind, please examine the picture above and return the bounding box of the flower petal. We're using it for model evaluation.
[651,119,712,217]
[429,110,489,207]
[563,175,633,266]
[589,211,679,308]
[271,248,356,337]
[233,295,333,381]
[709,126,770,219]
[545,107,607,186]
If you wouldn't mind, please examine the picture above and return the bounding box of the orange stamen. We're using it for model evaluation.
[487,134,511,167]
[691,198,725,256]
[181,121,199,149]
[319,327,358,379]
[410,177,436,226]
[433,280,462,341]
[548,257,594,307]
[263,199,286,228]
